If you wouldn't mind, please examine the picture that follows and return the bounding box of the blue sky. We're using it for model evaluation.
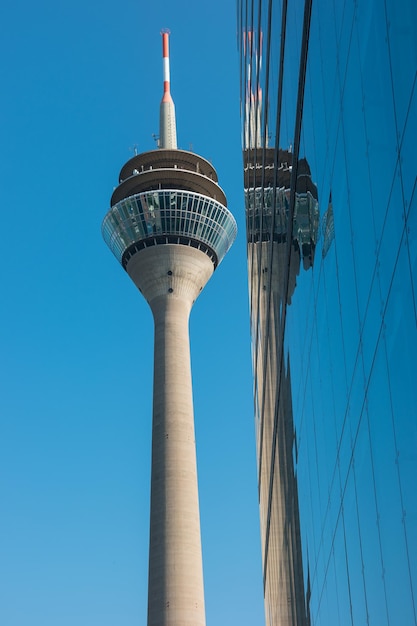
[0,1,265,624]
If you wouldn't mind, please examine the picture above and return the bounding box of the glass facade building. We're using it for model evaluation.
[238,1,417,625]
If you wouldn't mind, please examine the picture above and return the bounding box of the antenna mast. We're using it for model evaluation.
[159,29,177,149]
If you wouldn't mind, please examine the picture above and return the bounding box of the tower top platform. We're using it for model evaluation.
[118,149,219,185]
[111,149,227,207]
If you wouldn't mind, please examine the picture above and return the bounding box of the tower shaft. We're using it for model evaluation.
[148,296,205,626]
[127,245,212,626]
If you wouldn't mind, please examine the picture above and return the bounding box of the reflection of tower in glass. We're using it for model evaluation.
[102,32,237,626]
[244,141,319,625]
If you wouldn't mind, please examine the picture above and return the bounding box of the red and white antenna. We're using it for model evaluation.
[159,29,177,149]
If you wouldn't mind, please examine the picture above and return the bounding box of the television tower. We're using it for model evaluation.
[102,32,237,626]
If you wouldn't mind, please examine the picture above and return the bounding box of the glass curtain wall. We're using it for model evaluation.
[238,1,417,625]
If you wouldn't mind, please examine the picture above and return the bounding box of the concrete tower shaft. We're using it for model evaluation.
[127,244,213,307]
[127,245,213,626]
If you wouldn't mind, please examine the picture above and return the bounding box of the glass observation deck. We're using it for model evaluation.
[102,189,237,269]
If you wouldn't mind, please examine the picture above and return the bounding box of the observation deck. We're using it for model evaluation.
[103,149,237,269]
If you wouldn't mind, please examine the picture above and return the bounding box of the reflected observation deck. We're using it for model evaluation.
[245,148,319,272]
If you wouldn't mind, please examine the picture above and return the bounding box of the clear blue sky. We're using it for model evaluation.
[0,0,266,624]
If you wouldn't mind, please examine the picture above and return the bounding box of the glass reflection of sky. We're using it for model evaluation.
[239,0,417,624]
[289,2,417,625]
